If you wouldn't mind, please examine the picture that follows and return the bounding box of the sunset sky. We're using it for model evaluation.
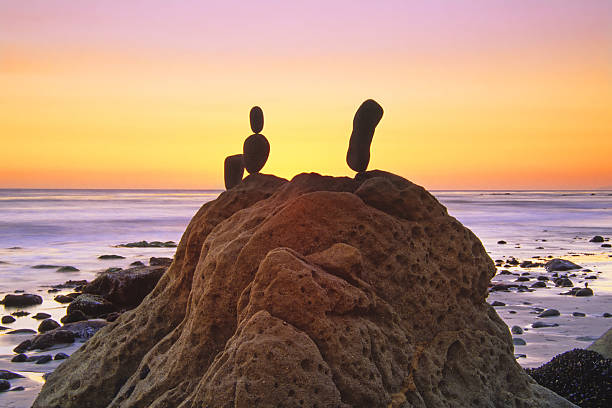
[1,1,611,189]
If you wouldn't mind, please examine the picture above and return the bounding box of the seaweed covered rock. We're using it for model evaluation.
[34,171,574,408]
[526,349,612,408]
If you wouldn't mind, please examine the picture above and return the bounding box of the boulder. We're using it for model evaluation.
[82,265,166,308]
[0,293,43,307]
[61,310,89,324]
[1,316,15,324]
[67,294,115,318]
[545,259,581,272]
[346,99,384,172]
[33,171,573,408]
[589,235,604,243]
[224,154,245,190]
[242,133,270,174]
[54,294,74,304]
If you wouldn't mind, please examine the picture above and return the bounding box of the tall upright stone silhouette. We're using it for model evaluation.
[224,154,245,190]
[346,99,383,173]
[250,106,264,133]
[243,106,270,174]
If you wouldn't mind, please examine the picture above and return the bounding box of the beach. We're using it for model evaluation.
[0,187,611,407]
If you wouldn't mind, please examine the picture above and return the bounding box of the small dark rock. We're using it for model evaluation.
[243,133,270,174]
[575,287,594,297]
[538,309,560,318]
[530,281,546,288]
[32,265,61,269]
[573,312,586,317]
[0,370,25,380]
[490,301,506,306]
[130,261,145,267]
[11,353,27,362]
[553,277,573,287]
[346,99,384,172]
[54,295,74,304]
[11,310,30,317]
[249,106,264,133]
[149,257,172,267]
[98,254,125,260]
[30,329,75,350]
[497,240,507,244]
[57,266,79,272]
[9,386,24,391]
[61,310,89,324]
[545,258,581,272]
[603,313,611,318]
[602,243,611,248]
[532,321,559,328]
[511,326,523,334]
[54,352,69,360]
[32,312,52,320]
[38,318,60,333]
[589,235,604,243]
[0,379,9,392]
[515,276,530,282]
[35,355,53,364]
[2,316,16,324]
[0,293,43,306]
[512,338,527,346]
[7,329,36,334]
[224,154,245,190]
[13,340,32,353]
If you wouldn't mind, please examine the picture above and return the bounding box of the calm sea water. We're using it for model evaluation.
[1,188,611,292]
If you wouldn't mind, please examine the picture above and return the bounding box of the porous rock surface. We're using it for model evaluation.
[34,171,575,408]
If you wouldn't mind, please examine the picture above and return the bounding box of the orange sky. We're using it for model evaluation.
[1,1,611,189]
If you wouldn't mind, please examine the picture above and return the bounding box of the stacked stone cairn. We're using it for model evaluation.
[346,99,383,173]
[223,106,270,189]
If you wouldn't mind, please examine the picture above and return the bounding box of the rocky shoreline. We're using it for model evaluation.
[0,192,610,406]
[0,252,172,399]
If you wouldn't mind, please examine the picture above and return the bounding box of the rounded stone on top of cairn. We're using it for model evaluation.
[243,134,270,174]
[346,99,383,173]
[224,154,245,190]
[250,106,264,134]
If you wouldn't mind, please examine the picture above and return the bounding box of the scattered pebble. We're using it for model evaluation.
[57,266,79,272]
[11,354,27,363]
[572,312,586,317]
[32,312,52,320]
[98,254,125,260]
[490,301,506,307]
[511,326,524,334]
[532,321,559,328]
[513,338,527,346]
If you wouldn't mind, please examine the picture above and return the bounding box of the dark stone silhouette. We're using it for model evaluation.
[224,154,245,189]
[250,106,264,133]
[346,99,383,172]
[243,134,270,174]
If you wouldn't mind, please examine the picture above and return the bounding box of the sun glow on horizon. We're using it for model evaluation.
[1,1,611,190]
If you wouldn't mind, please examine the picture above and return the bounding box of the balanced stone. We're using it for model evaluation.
[346,99,383,172]
[249,106,264,133]
[243,134,270,174]
[223,154,245,190]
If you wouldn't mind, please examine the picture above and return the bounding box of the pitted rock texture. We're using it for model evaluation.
[33,171,575,408]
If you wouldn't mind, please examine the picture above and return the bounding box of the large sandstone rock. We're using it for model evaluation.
[33,171,574,408]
